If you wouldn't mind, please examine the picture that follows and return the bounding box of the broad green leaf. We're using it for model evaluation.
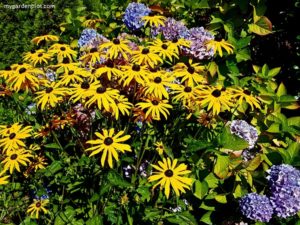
[200,211,213,225]
[204,173,219,188]
[215,195,227,204]
[107,170,132,187]
[44,143,61,149]
[286,142,300,164]
[246,155,261,171]
[253,65,261,73]
[219,127,249,150]
[288,117,300,127]
[266,123,280,133]
[214,154,230,179]
[261,64,269,77]
[233,184,243,198]
[54,207,75,225]
[268,67,281,77]
[45,161,62,176]
[248,16,272,36]
[86,215,103,225]
[193,180,208,200]
[236,48,251,62]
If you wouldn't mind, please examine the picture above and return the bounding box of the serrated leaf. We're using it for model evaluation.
[193,180,208,200]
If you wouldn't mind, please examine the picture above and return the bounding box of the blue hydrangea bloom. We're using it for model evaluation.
[239,193,273,222]
[78,28,101,48]
[123,3,151,31]
[267,164,300,218]
[230,120,258,149]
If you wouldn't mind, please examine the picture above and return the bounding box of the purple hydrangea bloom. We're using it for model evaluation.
[230,120,258,149]
[267,164,300,218]
[239,193,273,222]
[78,29,101,48]
[183,27,214,60]
[151,17,189,40]
[123,3,151,31]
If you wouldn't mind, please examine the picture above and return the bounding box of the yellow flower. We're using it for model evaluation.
[131,47,163,68]
[31,34,59,45]
[0,171,10,185]
[85,84,119,111]
[144,69,174,99]
[148,158,193,199]
[150,39,178,61]
[7,66,43,92]
[34,82,68,111]
[168,38,191,54]
[100,38,131,60]
[85,129,131,168]
[58,66,89,86]
[173,59,205,86]
[121,64,149,86]
[231,87,261,110]
[136,98,172,121]
[23,49,52,67]
[49,43,77,63]
[0,123,22,137]
[206,39,234,57]
[94,60,123,81]
[80,47,104,65]
[197,86,234,115]
[110,95,133,120]
[0,66,15,80]
[171,84,202,108]
[142,14,166,27]
[0,126,32,152]
[154,141,165,155]
[27,199,49,219]
[82,18,104,28]
[2,149,33,174]
[69,81,97,103]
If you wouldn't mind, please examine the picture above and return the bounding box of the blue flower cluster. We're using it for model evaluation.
[230,120,258,149]
[78,28,102,48]
[123,3,151,31]
[239,193,273,222]
[267,164,300,218]
[183,27,214,60]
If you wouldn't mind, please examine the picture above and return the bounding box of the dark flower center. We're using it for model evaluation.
[10,154,18,160]
[96,87,106,93]
[35,202,41,208]
[81,82,90,89]
[6,125,12,128]
[9,133,16,139]
[60,47,66,51]
[113,39,120,45]
[154,77,162,83]
[5,66,11,71]
[38,53,43,57]
[150,67,158,72]
[62,58,70,64]
[45,87,53,93]
[132,64,140,71]
[161,44,168,50]
[90,48,97,53]
[68,70,74,75]
[18,62,23,65]
[187,67,195,74]
[221,87,226,91]
[243,90,251,95]
[184,86,192,92]
[152,100,159,105]
[106,60,114,68]
[19,67,26,74]
[172,38,178,43]
[164,169,173,177]
[142,48,149,54]
[104,137,113,145]
[31,50,36,53]
[149,12,155,17]
[212,89,221,97]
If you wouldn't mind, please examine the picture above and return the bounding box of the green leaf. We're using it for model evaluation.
[288,117,300,127]
[286,142,300,165]
[204,173,219,188]
[215,195,227,204]
[200,211,213,225]
[54,207,75,225]
[107,170,132,187]
[45,161,62,176]
[248,17,272,36]
[193,180,208,200]
[268,67,281,77]
[219,127,249,150]
[44,143,61,149]
[236,48,251,62]
[86,215,103,225]
[214,154,230,179]
[246,155,262,171]
[266,123,281,133]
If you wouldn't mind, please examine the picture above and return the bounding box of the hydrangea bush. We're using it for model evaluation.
[0,1,299,225]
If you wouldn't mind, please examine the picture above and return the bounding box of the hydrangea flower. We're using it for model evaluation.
[78,29,100,48]
[230,120,258,149]
[267,164,300,218]
[123,3,151,31]
[183,27,214,60]
[239,193,273,222]
[151,17,189,40]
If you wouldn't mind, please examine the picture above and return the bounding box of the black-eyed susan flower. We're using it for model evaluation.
[131,47,163,68]
[144,69,173,99]
[0,126,32,152]
[197,86,234,115]
[141,14,166,27]
[0,123,22,137]
[23,49,52,67]
[7,66,43,92]
[150,39,178,61]
[30,155,48,172]
[31,34,59,45]
[80,47,104,65]
[2,149,33,174]
[94,60,123,81]
[49,43,77,63]
[0,171,10,185]
[171,84,202,107]
[100,38,131,60]
[173,60,205,86]
[136,98,172,121]
[58,66,89,86]
[34,82,68,111]
[148,158,193,198]
[0,66,15,80]
[206,39,234,57]
[82,18,104,28]
[85,129,131,168]
[168,38,191,54]
[85,84,119,111]
[27,198,49,219]
[49,59,80,72]
[121,64,149,86]
[154,141,165,155]
[69,81,97,103]
[110,95,133,120]
[231,87,261,110]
